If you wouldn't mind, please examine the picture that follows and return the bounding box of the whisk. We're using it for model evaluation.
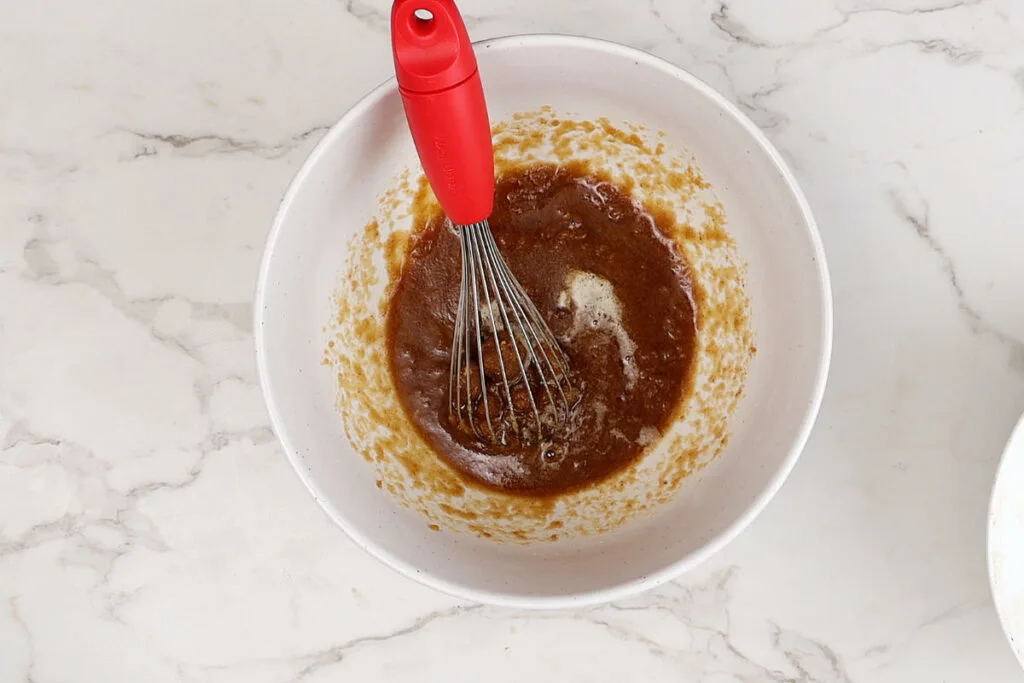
[449,220,573,444]
[391,0,574,445]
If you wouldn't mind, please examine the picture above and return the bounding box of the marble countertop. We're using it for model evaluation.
[3,0,1024,680]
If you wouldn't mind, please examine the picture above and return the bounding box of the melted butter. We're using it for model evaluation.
[558,270,639,391]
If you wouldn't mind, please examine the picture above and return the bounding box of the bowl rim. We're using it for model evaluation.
[987,410,1024,670]
[254,32,834,609]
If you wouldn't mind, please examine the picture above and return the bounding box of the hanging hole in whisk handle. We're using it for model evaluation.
[409,7,435,35]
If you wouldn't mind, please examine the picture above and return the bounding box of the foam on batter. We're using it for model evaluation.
[559,270,639,390]
[637,426,661,447]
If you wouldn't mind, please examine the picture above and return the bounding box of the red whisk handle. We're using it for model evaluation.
[391,0,494,225]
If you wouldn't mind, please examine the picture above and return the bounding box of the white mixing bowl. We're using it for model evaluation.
[989,411,1024,670]
[255,35,832,607]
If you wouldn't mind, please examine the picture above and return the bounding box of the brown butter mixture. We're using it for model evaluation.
[386,162,697,496]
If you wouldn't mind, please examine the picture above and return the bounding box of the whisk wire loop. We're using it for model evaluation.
[449,220,573,444]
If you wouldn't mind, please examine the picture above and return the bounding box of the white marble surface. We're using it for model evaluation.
[3,0,1024,680]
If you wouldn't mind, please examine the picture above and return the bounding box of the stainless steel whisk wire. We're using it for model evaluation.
[449,220,572,444]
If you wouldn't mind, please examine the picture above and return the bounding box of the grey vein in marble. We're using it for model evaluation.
[888,187,1024,366]
[115,125,330,161]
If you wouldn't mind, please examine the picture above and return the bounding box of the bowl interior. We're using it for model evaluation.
[256,35,830,606]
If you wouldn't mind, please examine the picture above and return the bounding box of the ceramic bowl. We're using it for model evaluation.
[255,34,832,607]
[989,411,1024,669]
